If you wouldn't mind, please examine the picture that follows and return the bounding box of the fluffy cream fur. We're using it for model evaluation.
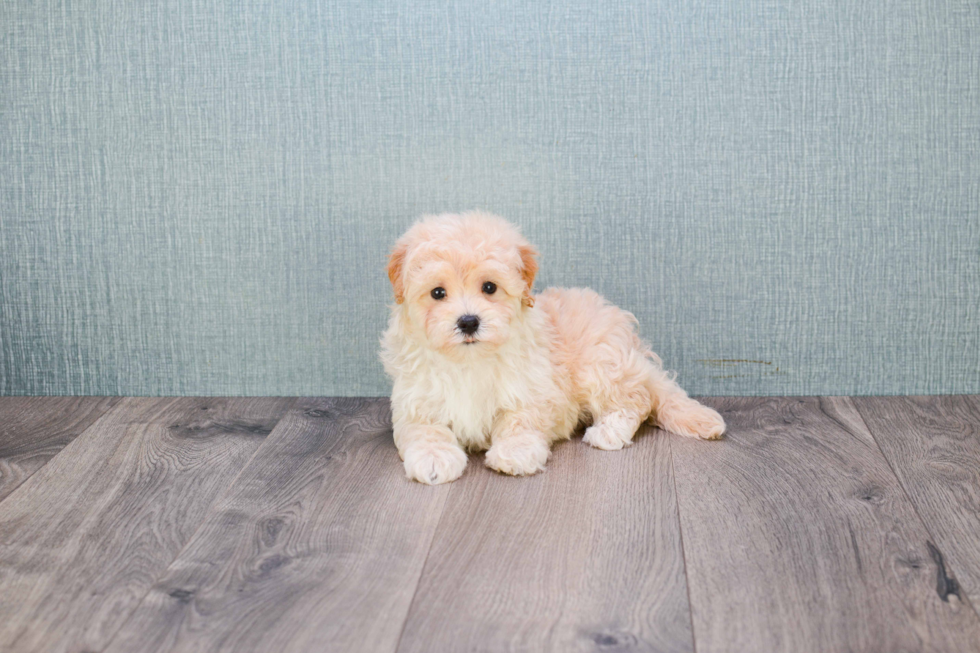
[381,211,725,485]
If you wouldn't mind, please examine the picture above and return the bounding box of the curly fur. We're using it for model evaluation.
[381,211,724,484]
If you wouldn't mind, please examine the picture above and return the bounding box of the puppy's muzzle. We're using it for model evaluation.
[456,314,480,336]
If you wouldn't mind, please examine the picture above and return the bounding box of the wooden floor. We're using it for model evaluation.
[0,397,978,652]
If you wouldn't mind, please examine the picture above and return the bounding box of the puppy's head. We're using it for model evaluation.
[387,211,538,354]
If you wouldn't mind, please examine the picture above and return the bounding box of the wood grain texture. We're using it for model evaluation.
[397,427,693,653]
[671,397,980,653]
[0,396,293,653]
[0,397,121,502]
[103,398,451,653]
[853,395,980,607]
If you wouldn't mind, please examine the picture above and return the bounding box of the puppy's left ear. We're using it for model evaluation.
[387,242,408,304]
[518,243,538,307]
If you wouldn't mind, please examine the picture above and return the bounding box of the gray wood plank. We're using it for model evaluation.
[671,397,980,653]
[0,396,293,653]
[103,398,451,653]
[0,397,121,502]
[853,395,980,608]
[397,426,693,653]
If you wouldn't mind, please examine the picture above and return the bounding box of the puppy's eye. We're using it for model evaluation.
[431,287,446,300]
[482,281,497,295]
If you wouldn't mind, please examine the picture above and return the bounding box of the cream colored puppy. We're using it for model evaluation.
[381,211,725,485]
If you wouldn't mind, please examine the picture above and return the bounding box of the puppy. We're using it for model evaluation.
[381,211,725,485]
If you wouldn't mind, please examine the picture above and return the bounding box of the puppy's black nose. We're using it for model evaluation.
[457,314,480,335]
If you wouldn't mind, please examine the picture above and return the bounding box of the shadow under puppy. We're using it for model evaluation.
[381,211,724,485]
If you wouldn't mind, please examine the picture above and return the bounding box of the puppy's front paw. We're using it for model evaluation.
[403,441,468,485]
[485,434,550,476]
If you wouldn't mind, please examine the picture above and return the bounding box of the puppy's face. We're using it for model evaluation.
[387,213,537,355]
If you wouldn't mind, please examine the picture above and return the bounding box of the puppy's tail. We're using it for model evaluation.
[643,360,726,440]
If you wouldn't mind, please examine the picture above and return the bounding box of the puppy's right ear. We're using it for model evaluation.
[387,242,408,304]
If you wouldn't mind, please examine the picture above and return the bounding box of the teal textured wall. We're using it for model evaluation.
[2,0,978,396]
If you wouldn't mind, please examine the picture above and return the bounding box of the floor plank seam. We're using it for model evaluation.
[848,397,980,622]
[391,481,455,653]
[0,397,125,511]
[668,434,700,653]
[96,397,300,653]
